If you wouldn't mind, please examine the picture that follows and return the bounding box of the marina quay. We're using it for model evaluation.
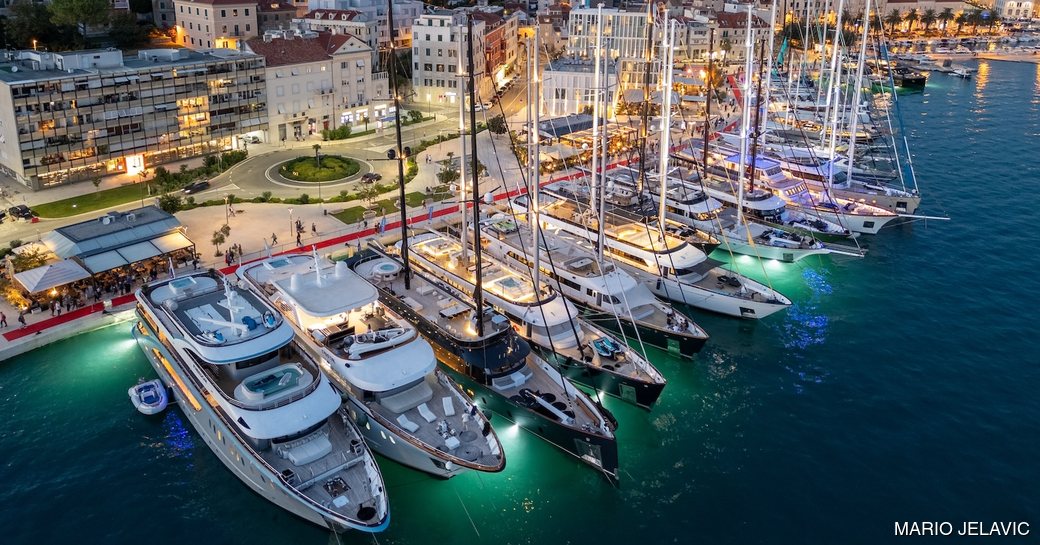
[0,2,1036,544]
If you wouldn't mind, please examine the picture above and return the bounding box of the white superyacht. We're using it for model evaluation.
[238,253,505,478]
[133,270,389,533]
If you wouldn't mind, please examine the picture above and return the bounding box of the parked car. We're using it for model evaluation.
[7,204,34,221]
[247,136,261,144]
[361,172,382,183]
[181,180,211,194]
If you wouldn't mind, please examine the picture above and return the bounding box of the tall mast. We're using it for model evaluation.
[590,4,603,219]
[388,0,410,289]
[656,19,675,234]
[637,1,655,194]
[845,0,871,180]
[701,28,715,174]
[597,42,608,264]
[747,38,766,193]
[467,14,484,337]
[532,25,542,293]
[736,8,755,230]
[458,31,468,262]
[820,0,846,147]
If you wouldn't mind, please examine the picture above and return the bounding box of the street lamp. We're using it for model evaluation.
[224,194,230,225]
[288,207,294,241]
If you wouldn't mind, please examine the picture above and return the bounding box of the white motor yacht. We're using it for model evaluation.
[238,254,505,478]
[133,271,389,533]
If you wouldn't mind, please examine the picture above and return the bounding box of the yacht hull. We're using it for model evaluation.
[806,208,899,234]
[641,275,790,319]
[712,236,833,263]
[580,309,706,359]
[372,288,620,483]
[340,397,467,479]
[825,187,920,215]
[132,325,388,534]
[533,345,665,409]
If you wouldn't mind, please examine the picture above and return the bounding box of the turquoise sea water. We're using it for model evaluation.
[2,60,1039,544]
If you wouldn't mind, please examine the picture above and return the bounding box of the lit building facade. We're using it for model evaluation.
[173,0,260,50]
[0,48,266,190]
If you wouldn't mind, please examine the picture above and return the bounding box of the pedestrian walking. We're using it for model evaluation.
[296,232,302,246]
[50,300,57,316]
[18,312,26,328]
[0,311,6,328]
[271,233,278,245]
[311,223,317,236]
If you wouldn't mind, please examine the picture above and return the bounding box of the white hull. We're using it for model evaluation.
[341,396,466,479]
[635,270,789,319]
[808,208,899,235]
[134,330,388,533]
[715,234,833,263]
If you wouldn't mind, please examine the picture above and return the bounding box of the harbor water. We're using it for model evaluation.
[2,60,1038,544]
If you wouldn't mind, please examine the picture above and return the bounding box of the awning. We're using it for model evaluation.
[81,250,129,274]
[14,260,91,293]
[117,240,162,263]
[151,231,194,254]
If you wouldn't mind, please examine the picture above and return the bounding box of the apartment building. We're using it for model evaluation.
[153,0,177,28]
[0,48,266,190]
[411,11,489,107]
[173,0,259,50]
[244,30,389,141]
[996,0,1036,18]
[307,0,424,49]
[294,9,380,59]
[258,2,299,32]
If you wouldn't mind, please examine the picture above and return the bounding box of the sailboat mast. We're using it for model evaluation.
[532,25,542,293]
[845,0,871,180]
[747,38,766,193]
[656,19,675,234]
[736,8,755,229]
[701,28,714,174]
[388,0,410,289]
[458,32,468,262]
[590,4,603,219]
[597,44,608,265]
[637,1,655,194]
[467,14,484,337]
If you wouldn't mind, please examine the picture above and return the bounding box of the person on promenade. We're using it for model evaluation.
[311,223,317,236]
[296,232,302,246]
[271,233,278,245]
[18,312,26,328]
[1,311,7,327]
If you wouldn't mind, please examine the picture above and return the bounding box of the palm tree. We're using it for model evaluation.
[969,9,983,35]
[313,143,322,168]
[921,9,937,32]
[955,13,967,35]
[884,9,903,35]
[986,13,1001,34]
[905,8,920,33]
[939,8,955,36]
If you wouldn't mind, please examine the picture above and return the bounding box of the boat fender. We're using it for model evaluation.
[595,399,619,432]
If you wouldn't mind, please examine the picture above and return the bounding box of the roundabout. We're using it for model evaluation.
[278,155,360,182]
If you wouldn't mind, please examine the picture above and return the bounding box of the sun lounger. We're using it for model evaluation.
[417,402,436,423]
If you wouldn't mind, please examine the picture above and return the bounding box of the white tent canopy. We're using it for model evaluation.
[14,260,91,294]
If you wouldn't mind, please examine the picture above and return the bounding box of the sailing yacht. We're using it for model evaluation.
[477,215,709,359]
[132,271,389,533]
[350,246,620,481]
[238,253,505,478]
[407,230,667,409]
[511,186,792,319]
[704,149,899,235]
[612,167,863,262]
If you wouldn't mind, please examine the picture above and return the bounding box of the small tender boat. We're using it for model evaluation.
[128,379,168,415]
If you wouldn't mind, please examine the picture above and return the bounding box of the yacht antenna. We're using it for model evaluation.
[388,0,410,289]
[312,245,322,287]
[467,13,484,337]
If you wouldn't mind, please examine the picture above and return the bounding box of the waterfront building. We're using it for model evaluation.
[258,1,300,32]
[412,8,519,107]
[994,0,1036,19]
[540,58,619,117]
[0,48,266,190]
[244,30,389,140]
[153,0,177,29]
[173,0,260,50]
[294,9,380,58]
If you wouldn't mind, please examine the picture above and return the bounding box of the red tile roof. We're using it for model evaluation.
[245,35,331,66]
[258,2,295,12]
